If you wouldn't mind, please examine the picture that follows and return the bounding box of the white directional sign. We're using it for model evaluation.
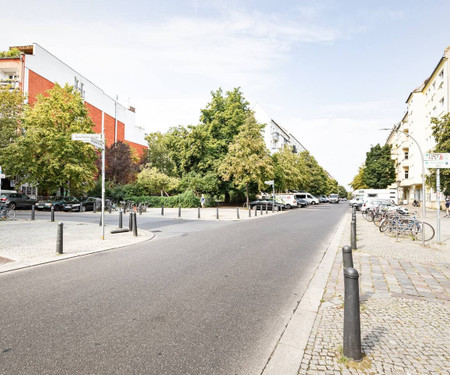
[424,153,450,169]
[0,174,5,179]
[264,180,274,185]
[71,133,102,142]
[89,137,105,150]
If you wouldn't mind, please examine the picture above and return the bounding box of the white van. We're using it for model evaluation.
[294,193,319,205]
[274,194,298,209]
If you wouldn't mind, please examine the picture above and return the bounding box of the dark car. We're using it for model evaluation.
[64,197,101,212]
[295,198,308,207]
[35,196,79,211]
[0,192,37,209]
[249,199,286,210]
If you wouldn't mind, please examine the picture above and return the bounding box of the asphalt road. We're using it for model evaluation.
[2,204,347,374]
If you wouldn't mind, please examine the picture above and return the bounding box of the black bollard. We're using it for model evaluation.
[216,207,219,220]
[51,206,55,222]
[198,207,201,219]
[265,203,268,215]
[129,212,133,231]
[249,206,251,217]
[31,204,35,221]
[132,212,138,237]
[109,204,112,214]
[255,206,258,217]
[237,207,240,219]
[139,204,142,215]
[342,245,354,269]
[119,209,123,228]
[351,217,357,250]
[56,222,63,254]
[80,202,84,213]
[93,203,97,213]
[343,267,362,361]
[161,204,164,216]
[178,206,181,218]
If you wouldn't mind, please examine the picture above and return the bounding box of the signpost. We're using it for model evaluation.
[424,153,450,242]
[265,180,275,211]
[72,132,106,239]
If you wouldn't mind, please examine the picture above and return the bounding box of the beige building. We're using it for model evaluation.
[387,46,450,207]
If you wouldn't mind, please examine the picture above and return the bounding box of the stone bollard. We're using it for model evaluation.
[342,245,353,269]
[56,222,63,254]
[31,204,36,221]
[178,206,181,218]
[237,207,240,219]
[343,267,362,361]
[119,209,123,228]
[51,206,55,222]
[132,212,138,237]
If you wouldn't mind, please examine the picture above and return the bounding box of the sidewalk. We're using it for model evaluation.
[299,210,450,374]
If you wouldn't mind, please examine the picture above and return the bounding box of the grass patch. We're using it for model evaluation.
[337,345,372,370]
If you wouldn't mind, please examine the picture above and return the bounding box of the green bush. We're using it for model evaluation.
[124,190,200,208]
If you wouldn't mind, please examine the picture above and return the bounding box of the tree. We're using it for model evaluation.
[0,86,26,153]
[0,83,98,195]
[105,141,138,184]
[299,151,328,195]
[218,116,273,207]
[273,145,309,192]
[338,185,348,198]
[350,165,368,190]
[136,165,180,196]
[428,113,450,192]
[144,131,176,176]
[363,144,396,188]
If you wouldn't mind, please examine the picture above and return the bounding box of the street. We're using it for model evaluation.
[1,204,347,374]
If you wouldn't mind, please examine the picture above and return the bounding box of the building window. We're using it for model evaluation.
[440,97,444,107]
[405,151,409,160]
[405,169,409,179]
[439,70,444,79]
[74,76,85,98]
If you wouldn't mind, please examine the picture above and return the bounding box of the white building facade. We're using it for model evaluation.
[387,46,450,206]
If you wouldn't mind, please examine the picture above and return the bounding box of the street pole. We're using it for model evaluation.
[437,168,441,242]
[101,112,105,240]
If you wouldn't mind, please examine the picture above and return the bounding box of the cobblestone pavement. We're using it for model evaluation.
[299,209,450,374]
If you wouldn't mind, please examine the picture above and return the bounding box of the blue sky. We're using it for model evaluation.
[2,0,450,189]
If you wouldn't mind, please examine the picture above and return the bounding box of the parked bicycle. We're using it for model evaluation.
[0,204,15,221]
[379,212,435,241]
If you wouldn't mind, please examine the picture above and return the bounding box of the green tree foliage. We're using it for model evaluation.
[299,151,329,195]
[350,165,368,190]
[338,185,348,198]
[427,113,450,192]
[0,48,21,58]
[273,145,309,192]
[0,83,98,195]
[144,131,176,175]
[0,86,26,153]
[136,165,180,196]
[363,144,396,189]
[218,116,273,206]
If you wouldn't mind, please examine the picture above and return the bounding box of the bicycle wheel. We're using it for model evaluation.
[414,222,435,242]
[6,208,15,220]
[373,214,384,227]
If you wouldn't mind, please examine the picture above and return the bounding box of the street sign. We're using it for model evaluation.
[71,133,102,142]
[424,153,450,169]
[0,174,5,179]
[89,137,105,150]
[264,180,274,185]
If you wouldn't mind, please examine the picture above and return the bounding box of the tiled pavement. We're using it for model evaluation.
[299,210,450,374]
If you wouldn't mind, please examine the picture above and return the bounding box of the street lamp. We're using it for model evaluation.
[380,128,426,218]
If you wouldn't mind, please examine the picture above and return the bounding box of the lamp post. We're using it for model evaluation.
[381,128,426,218]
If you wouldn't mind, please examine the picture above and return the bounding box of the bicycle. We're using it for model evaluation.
[379,212,435,241]
[0,204,15,221]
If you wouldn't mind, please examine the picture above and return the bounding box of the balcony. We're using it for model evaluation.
[0,79,20,90]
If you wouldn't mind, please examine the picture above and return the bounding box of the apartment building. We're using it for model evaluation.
[0,43,147,155]
[253,104,307,154]
[387,45,450,206]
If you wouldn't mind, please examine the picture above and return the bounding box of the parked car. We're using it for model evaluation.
[35,196,79,211]
[295,198,309,207]
[64,197,101,212]
[294,193,319,205]
[249,199,286,210]
[360,199,397,212]
[319,195,329,203]
[349,196,364,210]
[329,194,339,203]
[273,194,298,209]
[0,192,37,209]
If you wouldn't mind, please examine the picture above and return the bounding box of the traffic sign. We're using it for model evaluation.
[71,133,102,142]
[424,153,450,168]
[0,174,5,179]
[89,137,105,150]
[264,180,274,185]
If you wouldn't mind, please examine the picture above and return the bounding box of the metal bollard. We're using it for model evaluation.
[198,207,201,219]
[139,204,142,215]
[351,217,357,250]
[119,209,123,228]
[248,206,251,217]
[178,206,181,218]
[255,206,258,216]
[31,204,35,221]
[161,204,164,216]
[93,203,97,213]
[56,222,63,254]
[129,212,133,231]
[132,212,138,237]
[109,204,112,214]
[237,207,240,219]
[216,207,219,220]
[342,245,354,269]
[265,203,268,215]
[343,267,362,361]
[51,206,55,222]
[99,213,102,226]
[80,202,84,212]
